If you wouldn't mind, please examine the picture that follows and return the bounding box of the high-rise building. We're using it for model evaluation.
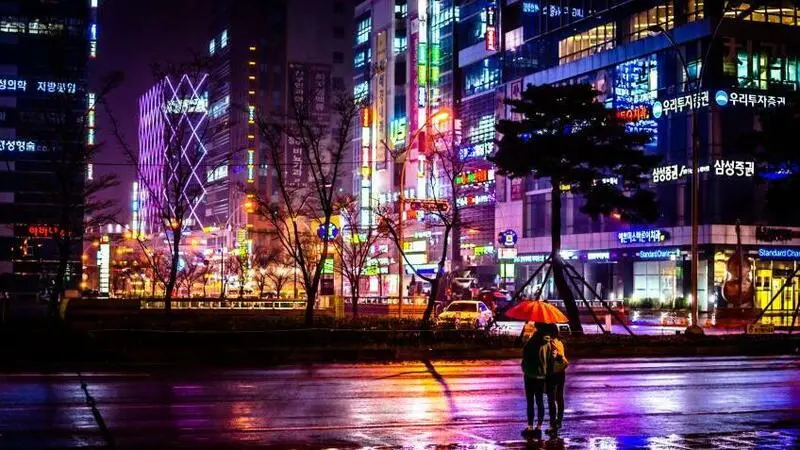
[482,0,800,317]
[355,0,468,296]
[205,0,356,251]
[136,73,210,236]
[0,0,97,296]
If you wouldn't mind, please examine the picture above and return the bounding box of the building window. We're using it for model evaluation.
[221,29,229,48]
[395,1,408,19]
[332,77,345,91]
[209,39,216,55]
[354,80,369,103]
[725,1,800,26]
[333,51,344,64]
[688,0,704,22]
[558,22,615,64]
[356,17,371,46]
[628,3,674,42]
[333,26,345,39]
[354,49,370,68]
[394,31,408,54]
[462,57,501,97]
[732,50,800,90]
[334,1,345,13]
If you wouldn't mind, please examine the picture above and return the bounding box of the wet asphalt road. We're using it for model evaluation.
[1,356,799,449]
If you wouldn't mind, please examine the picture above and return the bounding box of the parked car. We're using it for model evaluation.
[436,300,494,329]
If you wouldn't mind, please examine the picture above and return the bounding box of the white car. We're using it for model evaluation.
[436,300,494,329]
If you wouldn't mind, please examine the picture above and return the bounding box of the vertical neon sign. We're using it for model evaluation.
[89,1,98,58]
[360,107,373,226]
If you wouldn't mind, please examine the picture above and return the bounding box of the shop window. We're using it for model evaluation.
[628,3,674,42]
[558,22,615,64]
[725,1,800,26]
[633,261,677,305]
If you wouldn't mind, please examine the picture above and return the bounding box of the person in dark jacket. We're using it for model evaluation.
[521,323,552,434]
[545,324,569,433]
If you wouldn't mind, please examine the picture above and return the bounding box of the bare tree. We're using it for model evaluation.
[377,125,465,328]
[252,92,359,326]
[34,67,122,317]
[264,249,294,299]
[251,246,280,298]
[333,195,384,318]
[104,58,219,313]
[226,250,250,299]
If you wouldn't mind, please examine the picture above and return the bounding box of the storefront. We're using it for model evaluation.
[512,246,714,311]
[713,246,800,318]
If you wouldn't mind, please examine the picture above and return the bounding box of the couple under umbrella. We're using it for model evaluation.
[505,300,570,438]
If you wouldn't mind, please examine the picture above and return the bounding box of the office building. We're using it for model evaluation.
[205,0,356,252]
[137,72,210,236]
[0,0,97,296]
[482,0,800,318]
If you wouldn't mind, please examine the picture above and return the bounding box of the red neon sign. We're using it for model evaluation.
[485,27,497,51]
[616,106,650,122]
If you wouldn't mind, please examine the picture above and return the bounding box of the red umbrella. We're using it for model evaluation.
[505,299,568,323]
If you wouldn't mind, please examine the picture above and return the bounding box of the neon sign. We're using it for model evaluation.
[637,248,680,260]
[758,248,800,260]
[0,139,36,152]
[164,94,208,114]
[317,223,339,241]
[618,229,671,245]
[484,7,497,51]
[616,106,650,122]
[652,91,709,118]
[498,229,518,248]
[0,79,26,91]
[456,193,495,208]
[455,168,495,186]
[714,160,755,177]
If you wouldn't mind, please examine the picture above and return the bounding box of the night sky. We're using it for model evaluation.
[91,0,213,222]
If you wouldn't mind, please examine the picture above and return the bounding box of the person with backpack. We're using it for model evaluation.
[546,324,569,433]
[521,322,552,436]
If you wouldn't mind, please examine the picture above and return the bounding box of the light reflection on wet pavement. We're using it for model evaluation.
[0,356,798,449]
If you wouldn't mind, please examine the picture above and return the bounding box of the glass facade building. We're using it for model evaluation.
[0,0,96,296]
[485,0,800,319]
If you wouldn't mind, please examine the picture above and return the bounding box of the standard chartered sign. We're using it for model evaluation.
[758,248,800,260]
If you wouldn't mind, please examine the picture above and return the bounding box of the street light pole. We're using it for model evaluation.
[394,109,450,318]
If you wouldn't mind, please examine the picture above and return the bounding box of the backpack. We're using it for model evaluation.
[550,339,569,373]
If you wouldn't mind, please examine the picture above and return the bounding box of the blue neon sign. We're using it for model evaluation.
[618,229,670,245]
[637,248,680,260]
[758,248,800,260]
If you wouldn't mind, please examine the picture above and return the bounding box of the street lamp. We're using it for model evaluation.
[393,108,450,317]
[649,2,754,335]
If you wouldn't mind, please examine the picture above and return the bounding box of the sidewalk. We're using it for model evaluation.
[488,429,798,449]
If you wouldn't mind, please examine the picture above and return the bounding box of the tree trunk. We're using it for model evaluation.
[164,230,182,314]
[450,207,462,273]
[48,249,69,319]
[551,181,583,334]
[304,286,316,327]
[351,282,359,319]
[421,277,439,329]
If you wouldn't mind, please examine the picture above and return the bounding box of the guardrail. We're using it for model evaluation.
[140,299,308,310]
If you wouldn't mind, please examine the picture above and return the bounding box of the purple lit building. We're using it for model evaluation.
[137,73,210,235]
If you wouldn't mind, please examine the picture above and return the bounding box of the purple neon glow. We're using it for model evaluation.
[138,73,209,234]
